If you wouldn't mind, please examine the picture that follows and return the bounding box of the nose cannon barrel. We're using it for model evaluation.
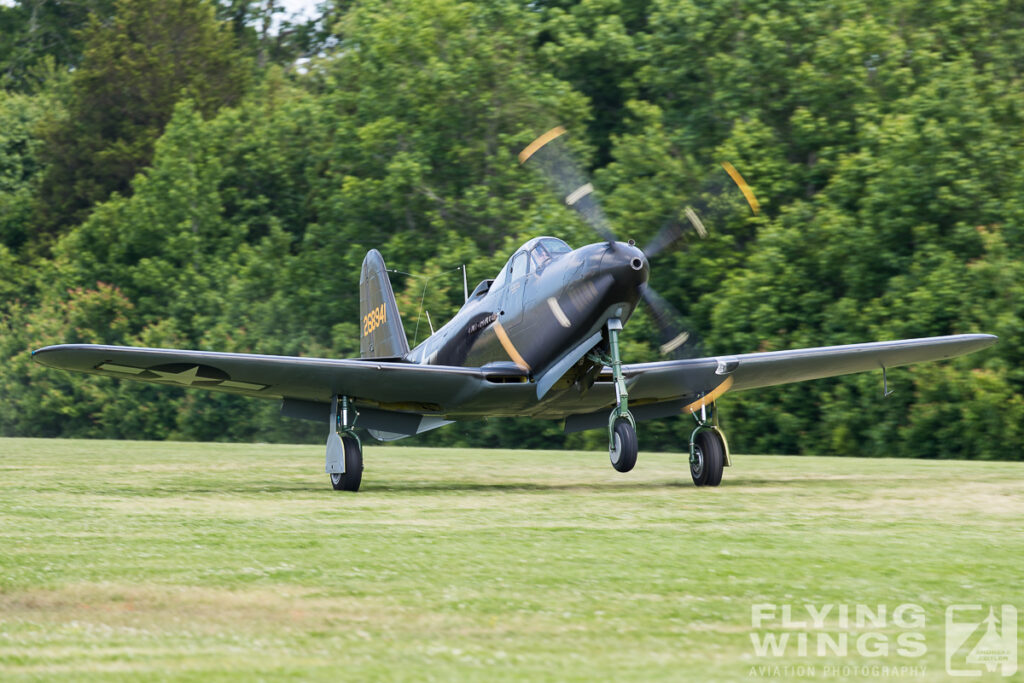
[603,242,650,296]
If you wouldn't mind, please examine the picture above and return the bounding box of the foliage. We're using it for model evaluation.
[36,0,252,232]
[0,0,1021,459]
[0,0,116,91]
[0,88,49,253]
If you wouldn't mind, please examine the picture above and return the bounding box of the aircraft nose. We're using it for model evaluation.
[604,242,649,293]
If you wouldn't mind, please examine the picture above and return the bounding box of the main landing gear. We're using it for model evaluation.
[595,318,729,486]
[326,395,363,491]
[689,400,726,487]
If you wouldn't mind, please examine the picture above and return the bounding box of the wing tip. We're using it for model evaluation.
[31,344,76,369]
[31,345,57,361]
[961,333,998,352]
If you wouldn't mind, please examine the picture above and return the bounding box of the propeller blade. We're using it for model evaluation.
[639,284,701,358]
[720,161,760,215]
[520,126,617,243]
[641,161,759,259]
[641,205,708,259]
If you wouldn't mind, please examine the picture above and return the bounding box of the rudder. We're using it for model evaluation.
[360,249,410,359]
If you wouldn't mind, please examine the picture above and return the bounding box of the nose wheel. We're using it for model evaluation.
[609,417,638,472]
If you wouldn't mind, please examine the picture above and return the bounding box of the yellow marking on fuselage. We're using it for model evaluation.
[682,376,734,414]
[721,161,760,215]
[493,321,530,371]
[519,126,567,164]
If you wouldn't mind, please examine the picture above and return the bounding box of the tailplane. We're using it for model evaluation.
[360,249,410,359]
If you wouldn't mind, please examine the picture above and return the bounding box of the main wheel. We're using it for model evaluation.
[691,429,724,487]
[330,436,363,491]
[609,418,638,473]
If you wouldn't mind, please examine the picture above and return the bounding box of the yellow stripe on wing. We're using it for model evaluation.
[682,376,734,414]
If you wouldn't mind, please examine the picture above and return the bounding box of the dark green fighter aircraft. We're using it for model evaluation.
[33,128,997,492]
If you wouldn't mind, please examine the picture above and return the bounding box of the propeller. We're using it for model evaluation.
[518,126,617,243]
[639,283,695,356]
[641,161,759,259]
[519,126,759,359]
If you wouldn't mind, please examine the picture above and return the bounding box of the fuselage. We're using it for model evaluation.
[406,237,649,380]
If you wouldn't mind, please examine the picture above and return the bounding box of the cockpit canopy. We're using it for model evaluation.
[492,237,572,289]
[469,278,493,298]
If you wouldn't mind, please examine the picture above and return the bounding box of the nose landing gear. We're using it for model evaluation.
[610,416,638,472]
[594,318,639,472]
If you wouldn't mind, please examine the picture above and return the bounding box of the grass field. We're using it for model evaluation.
[0,438,1021,681]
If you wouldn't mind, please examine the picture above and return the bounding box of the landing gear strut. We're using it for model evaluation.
[689,400,727,487]
[326,395,363,491]
[591,318,638,472]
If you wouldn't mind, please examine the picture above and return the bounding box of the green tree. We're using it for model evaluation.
[0,89,49,253]
[36,0,251,233]
[2,0,1022,458]
[0,0,115,91]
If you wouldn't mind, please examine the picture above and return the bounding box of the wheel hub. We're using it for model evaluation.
[690,444,704,478]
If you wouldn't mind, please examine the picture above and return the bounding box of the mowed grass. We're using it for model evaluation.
[0,438,1021,681]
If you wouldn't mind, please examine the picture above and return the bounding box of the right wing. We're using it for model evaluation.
[31,343,527,419]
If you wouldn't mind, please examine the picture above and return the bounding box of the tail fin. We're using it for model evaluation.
[360,249,410,359]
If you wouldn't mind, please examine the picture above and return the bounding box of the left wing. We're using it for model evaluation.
[565,334,996,432]
[30,344,524,411]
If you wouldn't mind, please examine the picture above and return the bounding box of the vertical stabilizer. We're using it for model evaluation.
[360,249,410,359]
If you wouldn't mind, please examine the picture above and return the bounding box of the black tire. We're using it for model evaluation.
[609,418,638,473]
[691,429,724,487]
[330,436,363,491]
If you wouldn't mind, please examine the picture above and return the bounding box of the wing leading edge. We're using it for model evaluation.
[625,333,997,398]
[565,334,997,432]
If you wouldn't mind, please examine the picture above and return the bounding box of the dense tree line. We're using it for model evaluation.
[1,0,1020,459]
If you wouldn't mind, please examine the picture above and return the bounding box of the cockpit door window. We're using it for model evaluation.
[509,252,528,282]
[503,251,528,326]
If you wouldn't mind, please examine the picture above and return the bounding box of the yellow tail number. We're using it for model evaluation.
[362,304,386,337]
